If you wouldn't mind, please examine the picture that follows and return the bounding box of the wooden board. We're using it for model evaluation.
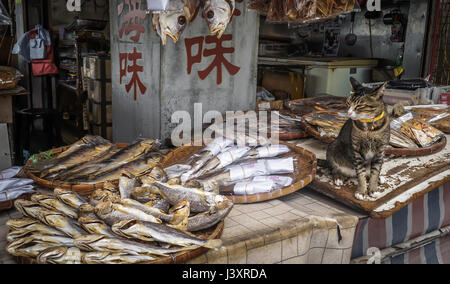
[309,150,450,219]
[301,119,448,157]
[161,142,317,204]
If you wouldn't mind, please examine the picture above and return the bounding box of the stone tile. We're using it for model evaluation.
[326,228,341,249]
[281,254,308,264]
[236,203,273,214]
[259,217,283,229]
[263,203,293,216]
[224,218,238,229]
[263,229,282,245]
[288,209,309,218]
[227,207,243,217]
[306,247,325,264]
[275,212,301,222]
[227,242,247,264]
[340,227,357,248]
[186,253,208,264]
[282,235,298,261]
[303,203,335,216]
[243,219,269,232]
[246,210,271,221]
[222,224,252,240]
[322,249,343,264]
[247,241,281,264]
[309,226,329,248]
[206,246,228,264]
[245,234,265,250]
[267,199,283,206]
[297,224,313,256]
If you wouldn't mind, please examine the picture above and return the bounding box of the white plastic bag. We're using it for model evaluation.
[0,1,12,26]
[146,0,169,11]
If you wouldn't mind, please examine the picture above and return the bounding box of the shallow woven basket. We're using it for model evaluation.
[24,143,129,196]
[161,141,317,204]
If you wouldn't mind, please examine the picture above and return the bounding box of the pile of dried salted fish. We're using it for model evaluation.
[248,0,356,23]
[303,110,348,138]
[6,170,231,264]
[164,137,297,196]
[25,135,162,185]
[151,0,236,45]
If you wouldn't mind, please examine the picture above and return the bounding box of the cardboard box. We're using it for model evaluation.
[83,56,111,80]
[88,79,112,102]
[89,103,112,124]
[262,70,304,100]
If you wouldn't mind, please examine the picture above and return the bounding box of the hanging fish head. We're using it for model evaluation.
[202,0,235,38]
[156,0,194,45]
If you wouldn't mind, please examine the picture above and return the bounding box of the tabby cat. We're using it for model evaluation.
[326,77,390,199]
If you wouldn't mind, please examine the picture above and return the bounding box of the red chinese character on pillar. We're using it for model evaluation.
[185,37,204,74]
[125,47,147,101]
[198,34,240,85]
[119,53,128,84]
[118,0,147,43]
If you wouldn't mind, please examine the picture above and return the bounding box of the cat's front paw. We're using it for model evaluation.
[354,184,368,200]
[368,179,384,198]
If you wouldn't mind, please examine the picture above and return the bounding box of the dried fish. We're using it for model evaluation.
[78,216,116,237]
[82,251,157,264]
[54,188,87,209]
[74,234,189,256]
[37,247,83,264]
[14,199,86,238]
[154,181,227,213]
[6,238,56,258]
[201,0,235,38]
[187,199,233,231]
[94,200,162,225]
[112,219,222,248]
[31,193,79,219]
[152,0,197,45]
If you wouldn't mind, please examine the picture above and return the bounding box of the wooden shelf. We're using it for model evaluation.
[59,64,78,73]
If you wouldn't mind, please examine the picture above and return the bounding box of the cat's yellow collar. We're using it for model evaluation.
[359,111,385,124]
[359,111,385,130]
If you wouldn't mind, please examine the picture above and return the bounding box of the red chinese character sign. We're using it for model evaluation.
[117,0,147,101]
[184,0,243,85]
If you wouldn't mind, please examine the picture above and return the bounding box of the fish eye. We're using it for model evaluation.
[178,16,186,26]
[207,10,214,19]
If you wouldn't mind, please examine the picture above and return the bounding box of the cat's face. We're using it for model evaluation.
[346,78,387,121]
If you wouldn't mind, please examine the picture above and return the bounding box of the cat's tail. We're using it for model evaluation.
[317,159,329,168]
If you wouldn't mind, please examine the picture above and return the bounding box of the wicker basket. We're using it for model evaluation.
[24,143,129,196]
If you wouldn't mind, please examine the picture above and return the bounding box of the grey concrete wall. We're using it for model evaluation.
[110,0,259,143]
[110,0,161,143]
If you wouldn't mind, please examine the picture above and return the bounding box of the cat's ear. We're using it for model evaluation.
[349,77,361,91]
[372,82,388,100]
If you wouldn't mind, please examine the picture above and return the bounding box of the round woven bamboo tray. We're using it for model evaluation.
[161,141,317,204]
[0,193,33,212]
[300,119,448,157]
[24,143,129,196]
[13,220,224,264]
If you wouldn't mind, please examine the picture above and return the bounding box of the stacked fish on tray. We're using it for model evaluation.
[25,135,162,185]
[151,0,236,45]
[6,169,231,264]
[248,0,357,23]
[164,137,298,196]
